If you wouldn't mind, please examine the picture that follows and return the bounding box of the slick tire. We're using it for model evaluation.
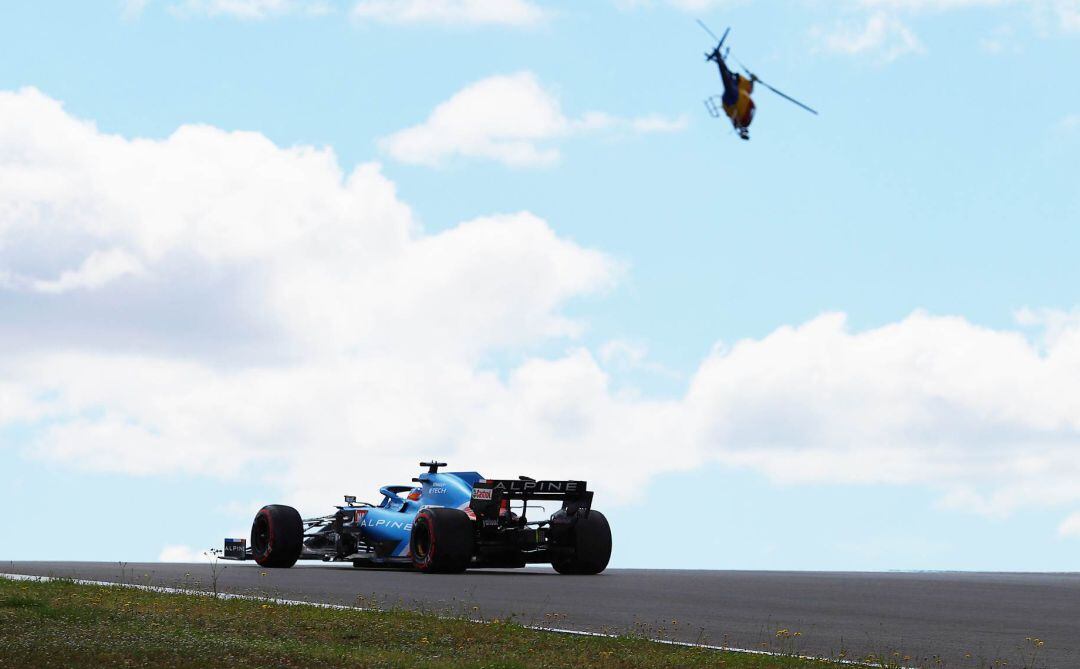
[551,510,611,575]
[251,504,304,568]
[410,507,474,574]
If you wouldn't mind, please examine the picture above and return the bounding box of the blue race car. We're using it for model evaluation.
[220,462,611,574]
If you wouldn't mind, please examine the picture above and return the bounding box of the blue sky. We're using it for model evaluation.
[1,0,1079,570]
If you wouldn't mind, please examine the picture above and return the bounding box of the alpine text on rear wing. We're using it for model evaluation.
[471,478,593,516]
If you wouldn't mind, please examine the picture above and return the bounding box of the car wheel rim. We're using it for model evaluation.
[253,514,270,554]
[414,521,431,562]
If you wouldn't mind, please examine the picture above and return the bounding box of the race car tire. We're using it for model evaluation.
[551,510,611,575]
[251,504,303,568]
[410,507,473,574]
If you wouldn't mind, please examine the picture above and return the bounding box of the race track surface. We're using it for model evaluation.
[5,562,1078,667]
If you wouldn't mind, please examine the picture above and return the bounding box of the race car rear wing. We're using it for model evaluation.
[470,478,593,518]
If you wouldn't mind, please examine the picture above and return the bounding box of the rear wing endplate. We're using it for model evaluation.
[221,538,249,560]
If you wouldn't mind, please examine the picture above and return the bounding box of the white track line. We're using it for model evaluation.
[0,572,873,667]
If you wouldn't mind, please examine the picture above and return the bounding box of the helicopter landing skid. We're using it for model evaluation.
[704,96,724,119]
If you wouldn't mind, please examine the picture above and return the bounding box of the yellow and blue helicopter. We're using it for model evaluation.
[699,21,818,140]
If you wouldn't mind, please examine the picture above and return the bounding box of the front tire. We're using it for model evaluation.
[551,510,611,575]
[251,504,303,568]
[410,508,474,574]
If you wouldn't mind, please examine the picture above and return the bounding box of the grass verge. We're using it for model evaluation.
[0,576,850,669]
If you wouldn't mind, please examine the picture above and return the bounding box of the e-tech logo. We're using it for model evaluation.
[428,487,447,495]
[359,518,413,532]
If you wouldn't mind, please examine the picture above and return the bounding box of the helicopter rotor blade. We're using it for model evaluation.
[757,79,819,115]
[696,20,730,50]
[695,19,721,42]
[731,56,818,115]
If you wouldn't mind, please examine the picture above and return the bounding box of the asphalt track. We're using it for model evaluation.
[5,562,1079,668]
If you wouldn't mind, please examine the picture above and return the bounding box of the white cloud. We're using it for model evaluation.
[816,12,925,61]
[813,0,1080,60]
[0,86,617,354]
[621,0,1079,31]
[1058,512,1080,537]
[6,88,1080,529]
[0,383,43,424]
[1059,114,1080,132]
[158,545,215,562]
[686,312,1080,515]
[1054,0,1080,30]
[628,115,691,133]
[613,0,742,11]
[978,23,1021,52]
[352,0,547,25]
[599,340,681,379]
[668,0,737,8]
[123,0,151,18]
[859,0,1015,10]
[132,0,547,23]
[378,72,687,167]
[599,340,650,368]
[1015,306,1080,347]
[169,0,333,19]
[0,85,620,499]
[29,248,144,294]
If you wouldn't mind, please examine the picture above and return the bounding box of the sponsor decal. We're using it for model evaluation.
[428,487,447,495]
[354,509,368,523]
[472,488,493,500]
[490,480,583,495]
[359,518,413,532]
[224,539,246,558]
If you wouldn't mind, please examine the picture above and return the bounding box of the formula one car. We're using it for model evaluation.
[219,462,611,574]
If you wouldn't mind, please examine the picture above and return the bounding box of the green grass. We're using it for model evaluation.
[0,577,849,669]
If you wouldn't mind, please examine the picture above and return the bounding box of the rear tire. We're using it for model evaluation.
[410,508,474,574]
[251,504,303,568]
[551,510,611,575]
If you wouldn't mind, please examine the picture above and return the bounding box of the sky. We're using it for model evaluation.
[1,0,1079,571]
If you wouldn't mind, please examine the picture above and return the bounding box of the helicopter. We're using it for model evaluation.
[698,21,818,140]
